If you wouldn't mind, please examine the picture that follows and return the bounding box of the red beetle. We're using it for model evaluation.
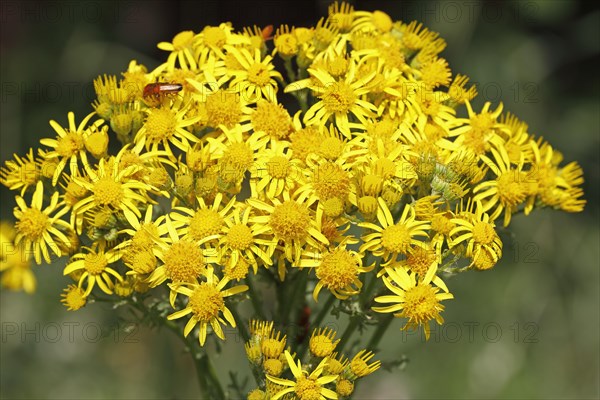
[143,83,183,106]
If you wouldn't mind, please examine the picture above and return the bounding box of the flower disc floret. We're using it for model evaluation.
[188,283,224,322]
[164,241,205,282]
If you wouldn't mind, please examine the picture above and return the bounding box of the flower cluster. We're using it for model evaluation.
[245,320,379,399]
[0,3,585,398]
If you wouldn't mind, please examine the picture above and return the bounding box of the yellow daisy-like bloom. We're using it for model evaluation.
[450,202,503,269]
[473,145,536,227]
[72,154,151,231]
[116,205,167,276]
[298,243,373,301]
[359,198,430,265]
[225,46,283,103]
[1,223,35,293]
[0,148,41,196]
[309,327,340,358]
[267,351,338,400]
[273,25,299,59]
[286,59,378,138]
[219,205,273,273]
[261,329,287,359]
[394,241,441,278]
[352,9,393,33]
[13,181,71,264]
[349,350,381,377]
[63,245,123,296]
[157,30,198,71]
[60,284,87,311]
[187,71,253,130]
[171,192,236,243]
[146,217,219,288]
[250,100,294,141]
[528,139,586,213]
[397,20,444,53]
[248,193,329,263]
[295,158,354,206]
[247,388,267,400]
[444,101,507,160]
[251,140,303,199]
[39,111,103,185]
[249,319,274,339]
[206,124,269,189]
[134,101,200,157]
[373,263,453,340]
[167,267,248,346]
[328,1,355,33]
[448,74,478,105]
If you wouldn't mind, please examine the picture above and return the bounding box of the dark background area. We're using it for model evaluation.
[1,1,599,399]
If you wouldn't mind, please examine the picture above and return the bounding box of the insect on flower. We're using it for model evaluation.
[143,82,183,107]
[261,25,274,41]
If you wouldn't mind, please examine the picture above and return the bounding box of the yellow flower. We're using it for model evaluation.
[309,327,340,358]
[298,243,373,301]
[450,202,503,269]
[171,192,236,243]
[39,111,104,185]
[250,100,294,141]
[267,351,338,400]
[352,9,393,33]
[206,124,269,190]
[13,181,72,264]
[72,153,152,231]
[167,267,248,346]
[225,46,283,103]
[134,100,200,157]
[0,148,41,196]
[349,349,381,377]
[248,192,329,263]
[286,59,378,138]
[445,101,507,159]
[146,217,219,288]
[448,74,477,105]
[373,263,453,340]
[1,223,35,293]
[219,204,273,273]
[396,20,444,53]
[63,244,123,296]
[529,139,586,213]
[60,284,87,311]
[359,198,430,265]
[294,158,354,206]
[473,145,536,227]
[273,25,299,59]
[116,205,168,275]
[261,329,287,359]
[251,140,303,199]
[157,30,198,71]
[328,1,355,33]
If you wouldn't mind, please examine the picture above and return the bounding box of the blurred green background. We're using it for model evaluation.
[1,1,598,399]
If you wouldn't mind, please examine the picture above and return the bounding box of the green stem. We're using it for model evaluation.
[283,269,307,339]
[367,313,394,351]
[230,303,250,343]
[360,270,378,307]
[313,293,336,330]
[246,274,265,320]
[284,58,296,82]
[202,354,226,400]
[337,316,360,355]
